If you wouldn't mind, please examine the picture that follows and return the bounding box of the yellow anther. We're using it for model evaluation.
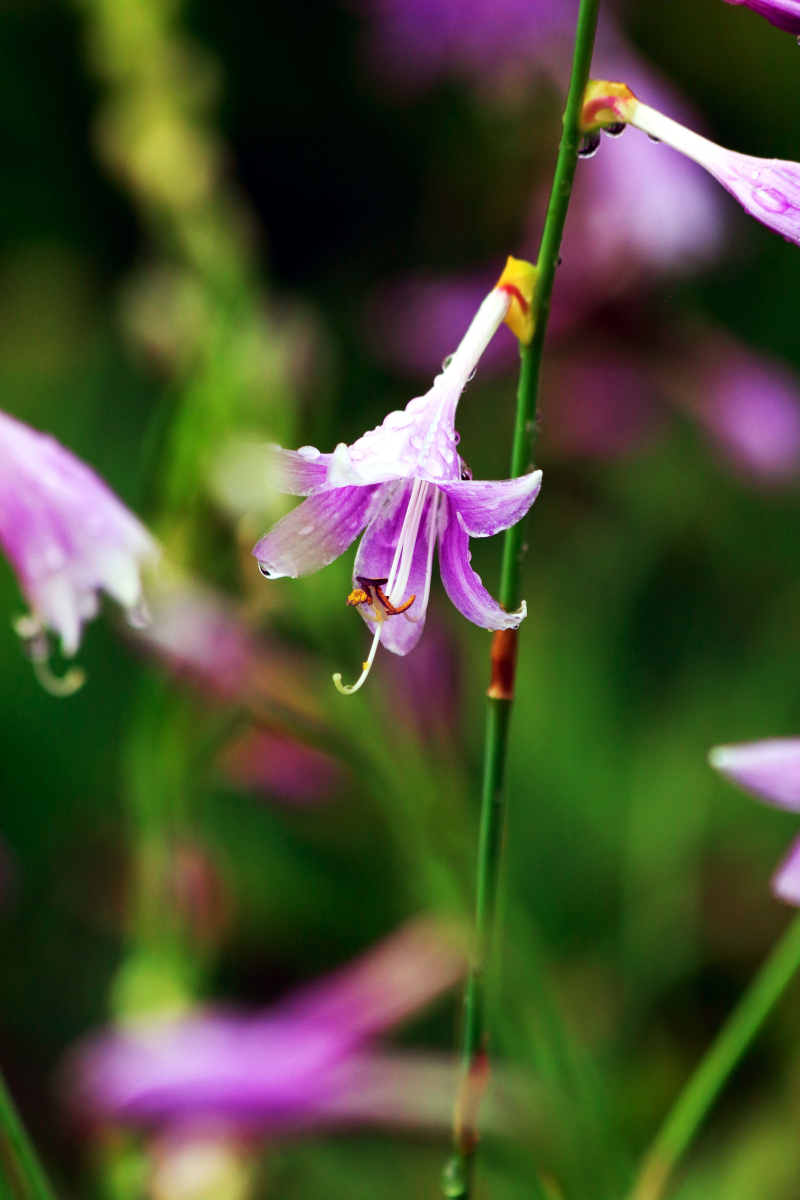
[495,255,537,345]
[346,588,370,607]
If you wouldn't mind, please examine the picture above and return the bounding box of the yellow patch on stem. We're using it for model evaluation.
[495,255,537,345]
[580,80,639,133]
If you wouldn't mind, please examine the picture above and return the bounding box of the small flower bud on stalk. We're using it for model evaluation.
[581,80,800,247]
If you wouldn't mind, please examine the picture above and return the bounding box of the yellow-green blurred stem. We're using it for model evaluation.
[629,911,800,1200]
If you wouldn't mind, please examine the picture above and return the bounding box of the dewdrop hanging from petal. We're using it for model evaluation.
[580,79,800,247]
[253,258,542,695]
[0,410,158,694]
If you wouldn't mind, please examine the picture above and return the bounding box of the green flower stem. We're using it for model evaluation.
[0,1065,56,1200]
[629,910,800,1200]
[446,2,601,1197]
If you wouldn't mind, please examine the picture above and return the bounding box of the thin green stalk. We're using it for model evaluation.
[445,3,601,1197]
[0,1066,56,1200]
[629,910,800,1200]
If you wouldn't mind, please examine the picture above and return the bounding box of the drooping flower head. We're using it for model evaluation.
[0,410,157,693]
[710,739,800,904]
[722,0,800,34]
[581,80,800,247]
[253,258,542,694]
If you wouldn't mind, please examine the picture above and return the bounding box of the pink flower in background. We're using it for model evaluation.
[218,728,346,806]
[66,919,466,1130]
[540,356,663,459]
[352,0,578,94]
[132,573,321,718]
[674,342,800,483]
[722,0,800,34]
[710,740,800,904]
[254,264,541,694]
[0,410,157,691]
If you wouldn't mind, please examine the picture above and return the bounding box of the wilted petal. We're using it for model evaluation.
[252,486,380,579]
[353,481,438,655]
[709,738,800,811]
[722,0,800,33]
[0,411,157,656]
[772,834,800,905]
[438,472,542,538]
[437,497,526,631]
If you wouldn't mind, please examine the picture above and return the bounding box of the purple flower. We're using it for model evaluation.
[132,573,321,717]
[672,340,800,483]
[0,410,156,690]
[540,356,663,459]
[722,0,800,34]
[710,739,800,904]
[66,919,466,1130]
[253,262,542,694]
[218,728,346,806]
[352,0,578,95]
[583,81,800,247]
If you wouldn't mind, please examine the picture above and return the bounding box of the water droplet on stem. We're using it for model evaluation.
[578,131,601,159]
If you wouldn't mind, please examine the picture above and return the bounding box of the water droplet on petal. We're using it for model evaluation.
[299,524,315,536]
[297,445,321,459]
[441,354,454,370]
[750,169,761,181]
[258,562,281,579]
[647,133,661,144]
[603,122,626,138]
[578,131,601,158]
[466,367,477,382]
[410,436,422,449]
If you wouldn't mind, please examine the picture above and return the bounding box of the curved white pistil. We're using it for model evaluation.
[333,617,384,695]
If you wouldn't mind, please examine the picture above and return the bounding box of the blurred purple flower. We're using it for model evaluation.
[540,356,664,459]
[369,64,723,380]
[352,0,579,94]
[677,343,800,483]
[710,739,800,904]
[376,611,462,739]
[722,0,800,33]
[218,728,346,806]
[0,410,156,674]
[67,918,466,1130]
[254,272,540,694]
[132,573,321,717]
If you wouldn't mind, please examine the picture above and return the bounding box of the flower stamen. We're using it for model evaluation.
[13,614,86,697]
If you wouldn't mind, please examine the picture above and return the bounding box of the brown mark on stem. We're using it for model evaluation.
[487,628,518,701]
[454,1046,491,1156]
